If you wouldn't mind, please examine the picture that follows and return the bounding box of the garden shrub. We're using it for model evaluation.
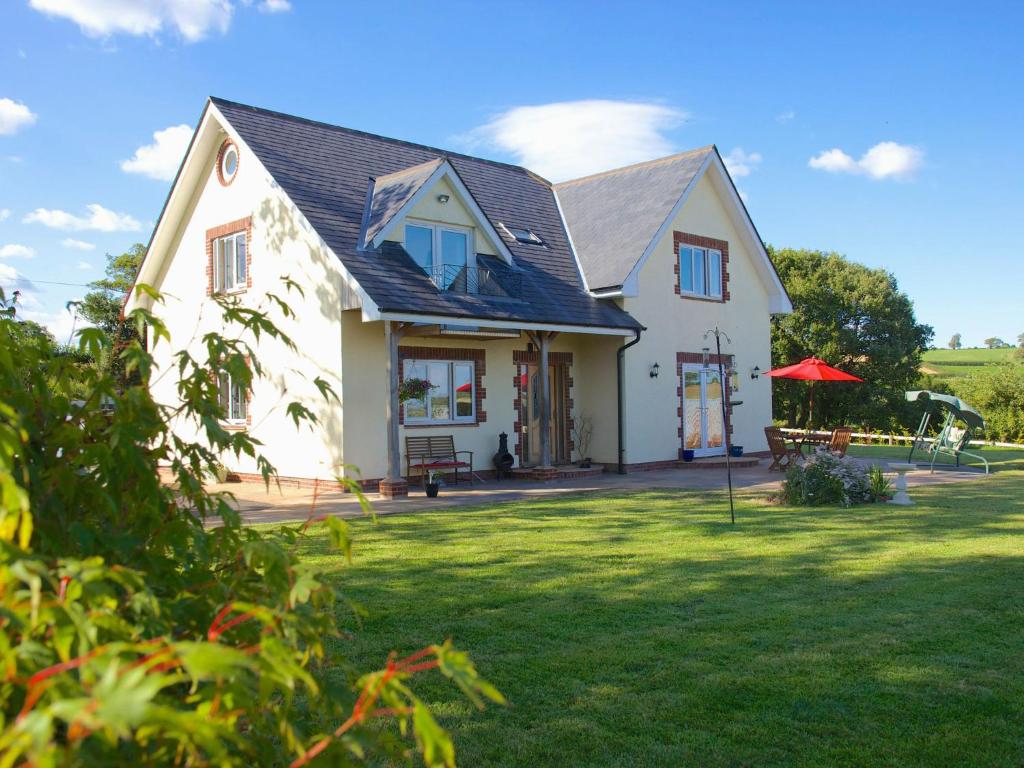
[782,449,884,507]
[0,285,501,766]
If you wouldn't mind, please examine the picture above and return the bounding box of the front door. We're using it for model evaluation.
[682,365,725,457]
[524,363,567,465]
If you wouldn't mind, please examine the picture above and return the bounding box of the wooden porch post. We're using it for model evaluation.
[538,331,552,467]
[381,320,408,498]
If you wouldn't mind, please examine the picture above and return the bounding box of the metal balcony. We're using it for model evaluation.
[429,264,521,299]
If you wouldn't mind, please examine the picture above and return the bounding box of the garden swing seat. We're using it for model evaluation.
[906,390,989,474]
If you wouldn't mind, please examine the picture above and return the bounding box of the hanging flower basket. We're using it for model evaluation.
[399,377,434,403]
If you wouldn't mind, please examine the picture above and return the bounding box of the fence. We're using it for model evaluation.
[777,427,1024,451]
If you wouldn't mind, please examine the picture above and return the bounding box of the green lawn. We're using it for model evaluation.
[297,474,1024,766]
[847,442,1024,472]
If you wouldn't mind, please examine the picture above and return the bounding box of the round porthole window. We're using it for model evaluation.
[217,140,239,185]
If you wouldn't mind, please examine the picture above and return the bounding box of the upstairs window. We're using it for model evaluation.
[218,372,247,423]
[402,359,475,424]
[214,231,247,293]
[404,220,474,291]
[679,245,722,299]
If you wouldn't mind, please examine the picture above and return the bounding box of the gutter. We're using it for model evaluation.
[617,327,644,474]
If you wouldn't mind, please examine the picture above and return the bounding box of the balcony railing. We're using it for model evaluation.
[428,264,521,299]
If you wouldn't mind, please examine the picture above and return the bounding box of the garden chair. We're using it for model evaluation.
[765,427,802,471]
[829,427,853,457]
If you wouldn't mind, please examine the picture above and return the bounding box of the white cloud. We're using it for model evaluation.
[121,123,192,180]
[0,98,37,135]
[24,203,141,232]
[0,209,10,221]
[258,0,290,12]
[809,141,924,180]
[0,244,36,259]
[775,110,795,124]
[77,260,93,270]
[465,99,687,182]
[61,237,97,251]
[29,0,234,42]
[0,263,36,294]
[723,147,762,178]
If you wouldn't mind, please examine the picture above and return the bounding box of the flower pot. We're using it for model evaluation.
[682,449,695,462]
[581,458,592,468]
[425,483,440,498]
[730,446,744,458]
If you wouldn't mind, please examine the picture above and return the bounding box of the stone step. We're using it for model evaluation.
[677,456,762,469]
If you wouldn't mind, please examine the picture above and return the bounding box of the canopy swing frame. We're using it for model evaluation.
[906,390,989,474]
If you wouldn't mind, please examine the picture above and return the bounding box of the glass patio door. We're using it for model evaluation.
[682,365,725,457]
[523,363,566,466]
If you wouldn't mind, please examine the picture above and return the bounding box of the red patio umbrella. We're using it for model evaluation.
[764,356,863,427]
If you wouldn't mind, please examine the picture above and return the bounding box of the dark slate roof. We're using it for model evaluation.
[554,148,713,291]
[211,98,641,331]
[361,158,442,247]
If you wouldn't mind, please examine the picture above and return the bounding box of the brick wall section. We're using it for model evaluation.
[676,351,735,458]
[206,216,253,297]
[397,347,486,426]
[673,231,730,302]
[512,350,573,463]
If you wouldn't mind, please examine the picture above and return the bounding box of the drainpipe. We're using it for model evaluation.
[617,328,643,474]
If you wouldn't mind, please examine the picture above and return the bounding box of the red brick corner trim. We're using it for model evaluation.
[676,351,735,459]
[206,216,253,297]
[673,231,730,303]
[397,347,487,426]
[512,349,574,464]
[215,139,240,187]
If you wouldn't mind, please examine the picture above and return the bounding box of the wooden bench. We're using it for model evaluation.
[405,435,474,487]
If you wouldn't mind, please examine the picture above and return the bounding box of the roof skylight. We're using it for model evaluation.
[500,223,545,246]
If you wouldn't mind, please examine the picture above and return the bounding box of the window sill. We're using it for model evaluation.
[214,287,248,297]
[679,292,725,303]
[403,421,479,429]
[222,422,248,432]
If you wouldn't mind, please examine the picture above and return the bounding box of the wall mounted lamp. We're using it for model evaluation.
[649,362,660,379]
[437,194,450,204]
[750,365,761,380]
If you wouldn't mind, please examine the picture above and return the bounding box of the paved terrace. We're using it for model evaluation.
[205,459,989,527]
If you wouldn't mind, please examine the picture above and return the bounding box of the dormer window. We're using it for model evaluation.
[404,220,474,291]
[500,223,545,246]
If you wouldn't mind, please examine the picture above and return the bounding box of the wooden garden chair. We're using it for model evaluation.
[829,427,853,457]
[764,427,802,471]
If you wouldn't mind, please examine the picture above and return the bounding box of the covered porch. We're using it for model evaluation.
[364,315,636,498]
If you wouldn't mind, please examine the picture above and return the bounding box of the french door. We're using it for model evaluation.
[523,363,567,466]
[681,365,725,457]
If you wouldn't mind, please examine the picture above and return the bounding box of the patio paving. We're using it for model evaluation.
[206,457,989,526]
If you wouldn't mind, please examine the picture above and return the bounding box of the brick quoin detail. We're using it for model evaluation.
[676,351,735,459]
[512,350,574,464]
[206,216,253,297]
[673,231,730,303]
[215,139,240,187]
[397,347,486,426]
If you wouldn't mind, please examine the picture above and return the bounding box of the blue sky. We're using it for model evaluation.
[1,0,1021,347]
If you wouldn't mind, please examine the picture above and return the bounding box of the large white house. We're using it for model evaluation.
[127,98,792,497]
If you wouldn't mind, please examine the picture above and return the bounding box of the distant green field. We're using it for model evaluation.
[920,347,1020,380]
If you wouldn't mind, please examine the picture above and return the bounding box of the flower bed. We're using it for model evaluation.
[782,449,890,507]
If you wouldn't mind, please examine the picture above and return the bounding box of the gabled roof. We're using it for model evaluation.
[361,158,443,248]
[554,147,714,292]
[208,98,641,332]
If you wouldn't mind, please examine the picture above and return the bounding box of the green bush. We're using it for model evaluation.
[952,365,1024,443]
[782,450,881,507]
[0,285,501,765]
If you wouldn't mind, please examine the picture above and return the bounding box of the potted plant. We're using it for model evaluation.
[425,470,442,498]
[399,376,434,404]
[571,414,594,468]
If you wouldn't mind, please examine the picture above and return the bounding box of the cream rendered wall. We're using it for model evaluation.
[149,129,348,480]
[385,177,500,256]
[621,174,773,462]
[571,334,626,465]
[339,312,596,480]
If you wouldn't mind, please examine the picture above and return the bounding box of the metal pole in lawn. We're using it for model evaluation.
[704,327,734,524]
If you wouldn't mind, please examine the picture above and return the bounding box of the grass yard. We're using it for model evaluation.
[847,443,1024,472]
[298,474,1024,767]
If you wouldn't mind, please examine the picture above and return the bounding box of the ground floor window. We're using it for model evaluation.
[402,360,475,424]
[218,372,247,423]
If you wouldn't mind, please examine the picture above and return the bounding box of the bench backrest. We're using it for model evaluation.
[405,435,456,460]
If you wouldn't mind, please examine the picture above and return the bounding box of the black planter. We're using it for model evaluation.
[425,483,440,498]
[581,458,592,468]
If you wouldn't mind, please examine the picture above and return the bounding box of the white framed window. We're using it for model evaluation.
[214,231,247,293]
[402,359,476,424]
[218,372,247,423]
[679,245,723,299]
[403,220,475,291]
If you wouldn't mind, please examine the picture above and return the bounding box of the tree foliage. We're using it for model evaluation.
[0,283,501,765]
[983,337,1009,349]
[768,247,933,430]
[953,365,1024,443]
[949,333,961,350]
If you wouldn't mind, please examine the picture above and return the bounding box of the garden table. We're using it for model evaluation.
[798,431,833,454]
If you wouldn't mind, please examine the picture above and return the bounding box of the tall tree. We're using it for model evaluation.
[983,337,1006,349]
[74,243,145,386]
[768,247,933,430]
[949,333,962,350]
